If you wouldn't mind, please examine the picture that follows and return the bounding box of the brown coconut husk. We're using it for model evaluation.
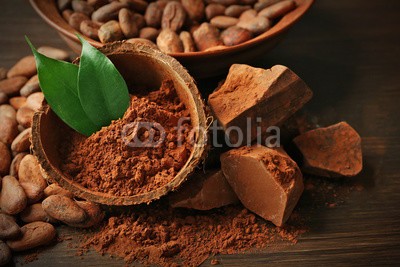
[31,42,209,206]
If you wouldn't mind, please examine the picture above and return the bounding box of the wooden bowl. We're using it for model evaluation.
[31,42,208,206]
[29,0,314,79]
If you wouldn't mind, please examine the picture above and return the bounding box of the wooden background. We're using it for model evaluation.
[1,0,400,266]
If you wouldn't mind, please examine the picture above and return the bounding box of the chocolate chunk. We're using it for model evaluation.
[293,121,363,177]
[169,170,239,210]
[208,64,313,146]
[221,145,304,226]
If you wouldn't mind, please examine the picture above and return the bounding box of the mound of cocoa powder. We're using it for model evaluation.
[79,203,307,267]
[60,80,193,196]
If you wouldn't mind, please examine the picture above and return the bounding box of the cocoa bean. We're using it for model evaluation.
[237,15,271,34]
[161,2,186,32]
[18,155,47,191]
[156,29,184,54]
[69,201,104,228]
[0,176,27,215]
[16,106,34,128]
[42,195,87,225]
[254,0,283,12]
[68,12,90,30]
[20,75,40,97]
[179,31,197,52]
[20,182,44,204]
[6,55,36,78]
[193,23,223,51]
[80,20,100,40]
[92,2,127,23]
[0,104,16,120]
[6,222,56,252]
[9,96,27,110]
[25,92,43,111]
[72,0,94,16]
[11,128,31,153]
[225,5,251,17]
[239,8,257,21]
[205,3,226,20]
[210,15,239,29]
[144,2,163,28]
[37,46,70,61]
[0,241,11,266]
[0,213,20,240]
[139,27,160,42]
[44,184,74,199]
[182,0,205,22]
[258,0,296,19]
[120,0,148,13]
[9,152,28,177]
[98,20,124,43]
[0,142,11,176]
[0,92,7,105]
[0,112,18,151]
[0,76,28,96]
[119,8,139,38]
[20,203,57,223]
[221,26,253,46]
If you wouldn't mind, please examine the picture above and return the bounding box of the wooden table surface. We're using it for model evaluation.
[1,0,400,266]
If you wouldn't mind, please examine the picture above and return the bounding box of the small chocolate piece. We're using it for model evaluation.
[208,64,313,146]
[221,145,304,226]
[169,170,239,210]
[293,122,363,177]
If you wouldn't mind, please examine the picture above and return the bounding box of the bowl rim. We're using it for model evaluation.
[29,0,314,58]
[31,42,209,206]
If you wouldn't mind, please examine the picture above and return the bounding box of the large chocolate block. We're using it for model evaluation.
[208,64,313,146]
[221,145,304,226]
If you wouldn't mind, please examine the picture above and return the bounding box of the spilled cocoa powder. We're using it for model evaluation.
[60,80,193,196]
[79,203,306,267]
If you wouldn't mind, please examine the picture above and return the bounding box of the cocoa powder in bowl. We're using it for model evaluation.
[60,80,193,197]
[32,42,208,205]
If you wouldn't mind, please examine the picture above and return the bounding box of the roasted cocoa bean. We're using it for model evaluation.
[119,8,139,38]
[193,22,223,51]
[42,195,87,225]
[156,29,184,54]
[0,175,27,215]
[6,222,56,252]
[98,20,124,43]
[161,2,186,32]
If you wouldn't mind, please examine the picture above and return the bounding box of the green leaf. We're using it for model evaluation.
[26,36,99,136]
[77,35,130,127]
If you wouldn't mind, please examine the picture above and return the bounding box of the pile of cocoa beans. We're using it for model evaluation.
[0,49,104,266]
[58,0,297,53]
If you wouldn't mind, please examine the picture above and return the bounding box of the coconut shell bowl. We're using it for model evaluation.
[31,42,208,206]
